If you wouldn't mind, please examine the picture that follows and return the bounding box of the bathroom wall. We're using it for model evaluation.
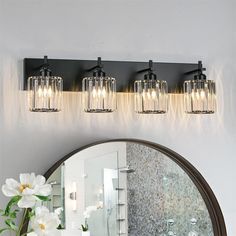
[84,152,119,236]
[126,143,213,236]
[58,142,126,236]
[63,157,85,236]
[0,0,236,235]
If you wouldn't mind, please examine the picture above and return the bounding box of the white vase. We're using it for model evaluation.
[82,231,90,236]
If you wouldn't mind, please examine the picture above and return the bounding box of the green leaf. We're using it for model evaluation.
[35,195,50,201]
[5,219,17,231]
[27,209,34,219]
[4,196,22,217]
[81,224,88,231]
[57,224,64,230]
[0,228,11,234]
[8,209,19,219]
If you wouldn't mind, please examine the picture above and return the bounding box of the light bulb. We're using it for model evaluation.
[151,90,156,99]
[147,90,151,99]
[43,87,48,97]
[27,56,63,112]
[38,86,43,97]
[28,77,63,112]
[184,80,216,114]
[92,87,97,98]
[48,86,52,98]
[134,80,168,114]
[97,88,101,97]
[82,76,116,113]
[102,87,106,98]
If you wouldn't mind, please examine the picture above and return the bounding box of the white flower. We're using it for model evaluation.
[83,205,97,219]
[54,207,63,215]
[97,201,103,209]
[29,206,60,236]
[27,233,38,236]
[2,173,52,208]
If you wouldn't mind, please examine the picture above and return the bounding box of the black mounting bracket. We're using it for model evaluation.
[86,57,106,77]
[184,61,207,80]
[137,60,157,80]
[24,57,198,93]
[39,56,52,77]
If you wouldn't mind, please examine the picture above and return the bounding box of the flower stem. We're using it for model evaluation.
[85,218,88,231]
[16,209,27,236]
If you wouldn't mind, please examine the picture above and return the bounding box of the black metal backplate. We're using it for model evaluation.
[24,58,197,93]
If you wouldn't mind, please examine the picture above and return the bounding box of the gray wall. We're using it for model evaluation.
[0,0,235,235]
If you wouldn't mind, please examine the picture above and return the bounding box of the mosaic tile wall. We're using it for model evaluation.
[126,143,213,236]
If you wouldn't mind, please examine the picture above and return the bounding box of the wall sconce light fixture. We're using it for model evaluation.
[184,61,216,114]
[24,57,216,115]
[82,57,117,113]
[134,60,168,114]
[27,56,63,112]
[69,181,77,211]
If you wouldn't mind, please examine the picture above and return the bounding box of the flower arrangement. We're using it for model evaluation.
[81,206,97,233]
[0,173,61,236]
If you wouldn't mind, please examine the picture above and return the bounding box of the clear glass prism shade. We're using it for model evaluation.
[134,80,168,114]
[27,76,63,112]
[82,76,117,113]
[184,80,216,114]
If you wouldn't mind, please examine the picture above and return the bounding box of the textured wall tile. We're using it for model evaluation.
[127,143,213,236]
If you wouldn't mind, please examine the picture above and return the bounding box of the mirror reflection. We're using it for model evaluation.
[45,142,213,236]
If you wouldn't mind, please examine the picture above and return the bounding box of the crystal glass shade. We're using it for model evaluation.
[134,80,168,114]
[27,76,63,112]
[184,80,216,114]
[82,76,116,113]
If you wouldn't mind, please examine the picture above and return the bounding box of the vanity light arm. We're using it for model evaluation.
[39,55,52,77]
[32,55,52,77]
[86,57,106,77]
[137,60,154,74]
[137,60,157,80]
[184,60,206,77]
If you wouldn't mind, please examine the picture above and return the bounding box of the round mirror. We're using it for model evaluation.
[43,140,226,236]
